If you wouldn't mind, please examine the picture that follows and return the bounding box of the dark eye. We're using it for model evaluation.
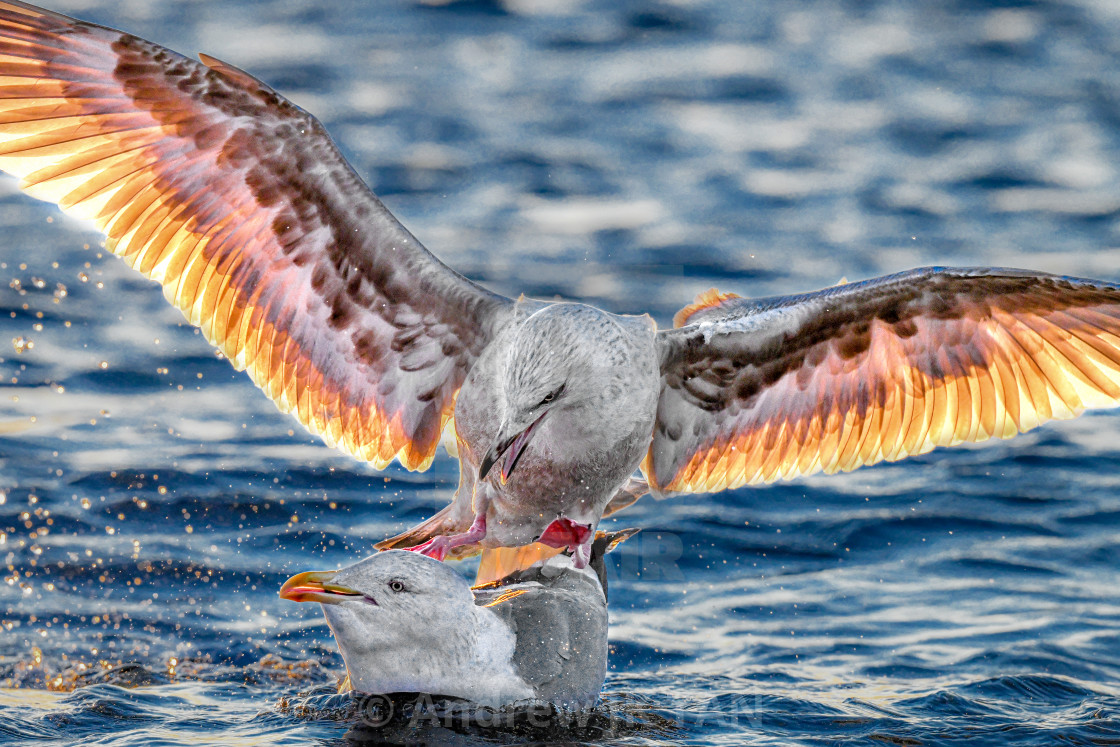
[388,580,405,593]
[538,386,563,408]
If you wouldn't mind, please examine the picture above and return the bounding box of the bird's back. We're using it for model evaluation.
[474,561,608,711]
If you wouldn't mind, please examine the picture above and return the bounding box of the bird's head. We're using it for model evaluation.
[479,303,619,484]
[280,550,476,676]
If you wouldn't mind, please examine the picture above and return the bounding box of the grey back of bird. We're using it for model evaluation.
[473,552,610,710]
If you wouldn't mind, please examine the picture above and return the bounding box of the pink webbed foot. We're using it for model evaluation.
[405,513,487,562]
[536,517,594,569]
[571,537,592,569]
[407,535,451,561]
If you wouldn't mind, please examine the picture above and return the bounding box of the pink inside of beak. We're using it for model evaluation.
[537,516,593,549]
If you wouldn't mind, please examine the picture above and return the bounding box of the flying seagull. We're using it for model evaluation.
[3,2,1120,567]
[279,531,631,709]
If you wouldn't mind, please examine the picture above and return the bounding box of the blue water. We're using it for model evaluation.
[2,0,1120,744]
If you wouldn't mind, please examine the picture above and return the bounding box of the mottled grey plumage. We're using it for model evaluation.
[282,549,609,710]
[372,300,662,566]
[427,302,660,554]
[6,4,1120,568]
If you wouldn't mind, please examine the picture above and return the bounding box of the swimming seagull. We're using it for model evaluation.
[4,2,1120,565]
[279,532,629,709]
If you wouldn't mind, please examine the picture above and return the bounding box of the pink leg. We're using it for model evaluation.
[571,535,592,569]
[537,516,594,568]
[406,513,487,562]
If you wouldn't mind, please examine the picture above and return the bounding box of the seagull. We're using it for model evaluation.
[4,2,1120,567]
[279,531,630,709]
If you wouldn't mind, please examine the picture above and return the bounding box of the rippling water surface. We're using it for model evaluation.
[3,0,1120,744]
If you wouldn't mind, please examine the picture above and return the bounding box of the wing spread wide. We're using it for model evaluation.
[650,267,1120,493]
[0,1,512,469]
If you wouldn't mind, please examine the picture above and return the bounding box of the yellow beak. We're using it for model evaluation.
[278,570,370,605]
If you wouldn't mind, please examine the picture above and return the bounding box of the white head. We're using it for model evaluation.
[479,303,655,483]
[280,550,530,704]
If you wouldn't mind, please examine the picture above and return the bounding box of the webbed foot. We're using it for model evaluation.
[406,513,487,562]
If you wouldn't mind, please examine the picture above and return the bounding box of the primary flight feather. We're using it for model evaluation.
[3,1,1120,567]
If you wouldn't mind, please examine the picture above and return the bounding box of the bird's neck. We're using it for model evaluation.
[341,606,532,707]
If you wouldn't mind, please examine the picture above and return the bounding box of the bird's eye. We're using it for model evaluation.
[388,580,405,593]
[538,386,563,408]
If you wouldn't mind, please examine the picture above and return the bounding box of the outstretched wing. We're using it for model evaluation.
[0,1,512,470]
[649,267,1120,493]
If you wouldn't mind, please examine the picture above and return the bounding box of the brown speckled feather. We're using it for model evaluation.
[650,267,1120,493]
[0,1,511,470]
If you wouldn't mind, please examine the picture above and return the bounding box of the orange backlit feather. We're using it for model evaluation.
[0,0,510,470]
[650,269,1120,494]
[673,287,742,328]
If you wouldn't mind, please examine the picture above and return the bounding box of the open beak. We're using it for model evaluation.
[478,412,546,484]
[279,570,374,605]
